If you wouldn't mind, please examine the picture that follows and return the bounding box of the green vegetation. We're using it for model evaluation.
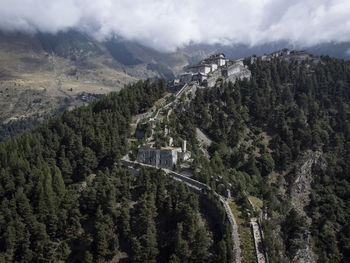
[248,196,263,212]
[0,78,235,262]
[229,201,255,263]
[1,50,350,262]
[0,115,43,141]
[168,56,350,262]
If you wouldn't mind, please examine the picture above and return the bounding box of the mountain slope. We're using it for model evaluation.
[0,79,235,262]
[1,29,350,141]
[161,54,350,262]
[0,31,178,139]
[0,31,134,133]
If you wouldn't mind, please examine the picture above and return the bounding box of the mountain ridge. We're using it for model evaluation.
[1,29,349,140]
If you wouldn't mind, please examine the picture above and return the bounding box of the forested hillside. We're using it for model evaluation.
[166,56,350,262]
[0,77,236,262]
[1,52,350,263]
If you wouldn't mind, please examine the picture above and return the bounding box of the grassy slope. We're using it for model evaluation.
[0,32,138,125]
[0,31,199,127]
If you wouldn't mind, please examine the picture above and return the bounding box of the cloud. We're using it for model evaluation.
[0,0,349,51]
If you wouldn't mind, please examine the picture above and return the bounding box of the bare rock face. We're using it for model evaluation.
[292,150,326,217]
[291,150,326,263]
[292,230,315,263]
[195,128,212,147]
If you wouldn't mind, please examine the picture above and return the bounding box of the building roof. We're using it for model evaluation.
[181,72,193,75]
[161,146,182,151]
[190,64,211,68]
[208,53,225,59]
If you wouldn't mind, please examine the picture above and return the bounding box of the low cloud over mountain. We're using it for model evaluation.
[1,0,350,51]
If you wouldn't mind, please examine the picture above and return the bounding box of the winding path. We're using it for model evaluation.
[121,158,241,263]
[124,81,242,262]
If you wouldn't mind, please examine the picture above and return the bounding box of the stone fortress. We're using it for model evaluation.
[137,53,252,171]
[169,49,320,92]
[131,49,320,263]
[137,140,190,170]
[174,53,251,88]
[137,49,319,172]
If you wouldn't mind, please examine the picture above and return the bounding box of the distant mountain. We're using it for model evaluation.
[1,29,349,139]
[0,30,190,139]
[179,41,350,61]
[304,42,350,60]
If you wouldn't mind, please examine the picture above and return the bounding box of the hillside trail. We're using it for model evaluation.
[123,85,242,262]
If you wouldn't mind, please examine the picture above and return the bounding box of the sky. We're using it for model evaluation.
[0,0,350,51]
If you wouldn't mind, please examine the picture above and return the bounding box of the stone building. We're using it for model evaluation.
[205,53,226,67]
[217,56,226,67]
[192,72,207,82]
[180,73,193,83]
[211,63,218,72]
[137,141,190,170]
[190,64,211,75]
[222,62,244,77]
[137,146,177,169]
[171,53,252,88]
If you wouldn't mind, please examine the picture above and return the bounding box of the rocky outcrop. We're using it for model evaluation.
[292,150,326,217]
[292,230,315,263]
[290,150,326,263]
[195,128,212,147]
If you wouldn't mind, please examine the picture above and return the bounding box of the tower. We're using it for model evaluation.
[182,140,187,152]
